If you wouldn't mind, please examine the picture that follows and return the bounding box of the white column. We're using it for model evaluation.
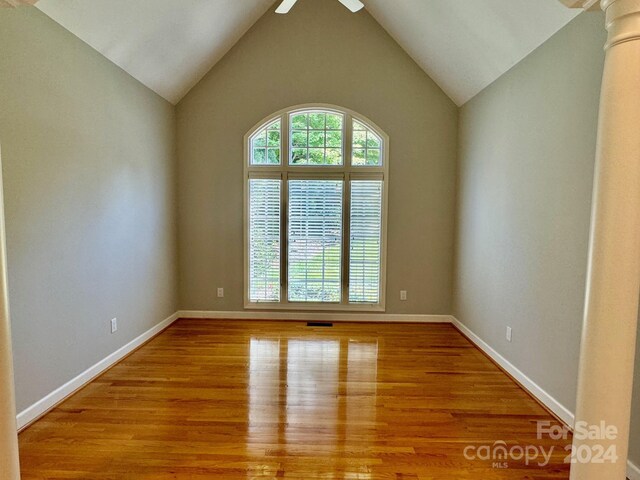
[0,149,20,479]
[570,0,640,478]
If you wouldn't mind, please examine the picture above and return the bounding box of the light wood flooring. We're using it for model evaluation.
[19,319,572,479]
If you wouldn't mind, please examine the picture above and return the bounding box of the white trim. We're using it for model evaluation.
[628,459,640,480]
[558,0,599,10]
[450,316,575,428]
[450,316,640,476]
[16,311,180,430]
[178,310,452,323]
[15,310,640,477]
[243,302,385,312]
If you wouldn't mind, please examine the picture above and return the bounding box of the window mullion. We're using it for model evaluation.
[342,115,353,305]
[342,173,351,305]
[282,113,289,167]
[282,171,289,304]
[345,113,353,172]
[281,114,290,305]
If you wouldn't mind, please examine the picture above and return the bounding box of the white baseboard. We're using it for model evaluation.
[450,316,575,428]
[14,310,639,477]
[177,310,453,323]
[629,459,640,480]
[16,311,180,431]
[450,316,640,477]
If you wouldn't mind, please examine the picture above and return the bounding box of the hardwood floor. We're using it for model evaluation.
[19,319,572,479]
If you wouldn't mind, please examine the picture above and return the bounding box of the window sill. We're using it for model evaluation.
[244,302,385,313]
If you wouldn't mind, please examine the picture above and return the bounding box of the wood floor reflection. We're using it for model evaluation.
[19,319,572,479]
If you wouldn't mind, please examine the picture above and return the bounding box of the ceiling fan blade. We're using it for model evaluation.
[275,0,298,14]
[337,0,365,12]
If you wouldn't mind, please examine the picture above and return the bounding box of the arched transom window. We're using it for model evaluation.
[244,105,388,311]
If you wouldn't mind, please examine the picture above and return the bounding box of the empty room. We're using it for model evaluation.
[0,0,639,478]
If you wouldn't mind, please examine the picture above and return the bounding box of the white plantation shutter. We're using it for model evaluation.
[349,180,382,303]
[288,180,343,302]
[249,178,281,302]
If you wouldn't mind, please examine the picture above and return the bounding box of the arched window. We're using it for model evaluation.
[244,104,388,311]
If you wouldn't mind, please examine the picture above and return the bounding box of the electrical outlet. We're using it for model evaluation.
[110,318,118,334]
[506,326,512,342]
[217,287,224,298]
[400,290,407,301]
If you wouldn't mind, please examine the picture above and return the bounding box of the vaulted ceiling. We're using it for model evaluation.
[35,0,582,106]
[364,0,580,105]
[35,0,275,104]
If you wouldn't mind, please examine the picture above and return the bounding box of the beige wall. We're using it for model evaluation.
[455,12,605,418]
[0,7,179,412]
[455,10,640,467]
[176,0,458,314]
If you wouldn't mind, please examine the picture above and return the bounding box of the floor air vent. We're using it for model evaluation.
[307,322,333,327]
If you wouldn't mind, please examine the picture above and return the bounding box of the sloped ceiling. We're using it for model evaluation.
[35,0,582,106]
[364,0,581,105]
[36,0,274,104]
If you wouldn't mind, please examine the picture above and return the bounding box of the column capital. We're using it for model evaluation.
[558,0,600,9]
[602,0,640,49]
